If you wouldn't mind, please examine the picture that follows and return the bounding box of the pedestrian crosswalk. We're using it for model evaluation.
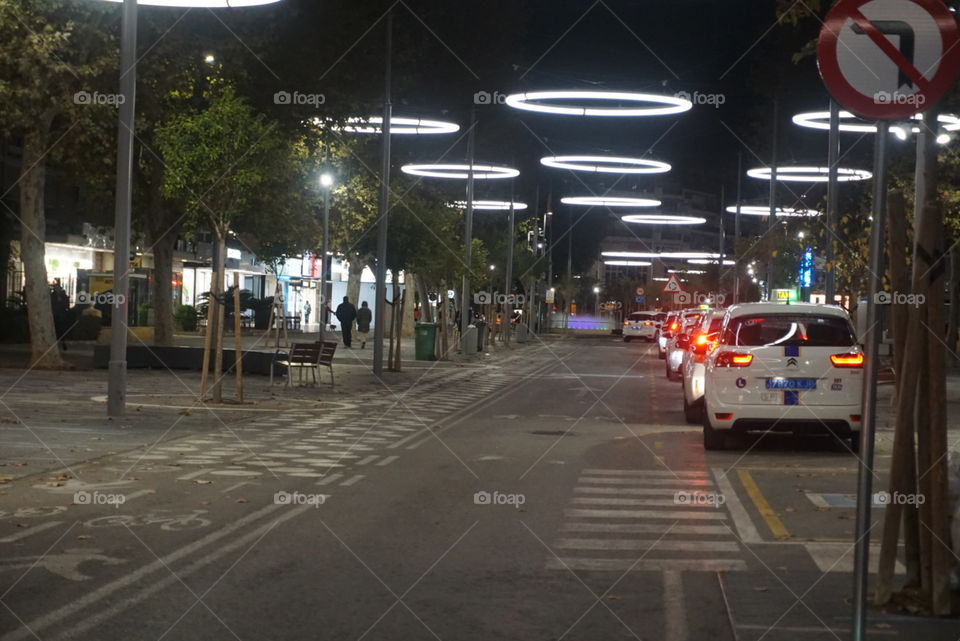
[546,467,747,572]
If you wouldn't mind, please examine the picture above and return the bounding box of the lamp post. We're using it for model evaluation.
[319,172,334,341]
[593,285,600,316]
[99,0,284,418]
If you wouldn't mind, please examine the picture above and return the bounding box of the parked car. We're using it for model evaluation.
[681,310,725,423]
[658,311,680,359]
[665,309,704,381]
[700,303,863,451]
[623,311,665,342]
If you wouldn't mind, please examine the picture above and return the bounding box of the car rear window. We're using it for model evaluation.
[727,314,856,347]
[629,313,655,321]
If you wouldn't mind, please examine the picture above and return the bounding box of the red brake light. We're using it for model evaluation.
[669,322,679,331]
[716,352,753,367]
[830,353,864,368]
[696,334,709,346]
[624,321,630,326]
[643,321,654,326]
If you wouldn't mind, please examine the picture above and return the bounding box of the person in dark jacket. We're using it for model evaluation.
[356,301,372,349]
[335,296,358,347]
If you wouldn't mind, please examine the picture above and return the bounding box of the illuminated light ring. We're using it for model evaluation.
[540,155,671,174]
[449,200,528,211]
[603,260,653,267]
[401,164,519,180]
[504,91,692,117]
[688,258,735,266]
[724,205,821,217]
[746,166,872,183]
[340,116,459,135]
[102,0,282,6]
[601,251,722,260]
[561,196,661,208]
[621,214,706,225]
[792,111,960,134]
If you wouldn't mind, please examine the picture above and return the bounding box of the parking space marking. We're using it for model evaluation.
[737,469,790,540]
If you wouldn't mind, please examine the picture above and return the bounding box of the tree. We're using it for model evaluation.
[0,0,116,368]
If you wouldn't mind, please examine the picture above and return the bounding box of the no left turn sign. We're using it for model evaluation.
[817,0,960,119]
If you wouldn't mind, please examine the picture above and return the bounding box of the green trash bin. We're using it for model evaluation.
[414,322,437,361]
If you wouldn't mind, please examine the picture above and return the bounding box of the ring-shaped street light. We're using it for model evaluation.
[401,164,519,180]
[505,90,693,117]
[603,260,653,266]
[600,251,722,260]
[449,200,528,211]
[688,258,735,265]
[540,155,671,174]
[621,214,706,225]
[103,0,282,5]
[561,195,661,207]
[747,166,872,182]
[792,110,960,134]
[724,205,821,217]
[339,116,459,135]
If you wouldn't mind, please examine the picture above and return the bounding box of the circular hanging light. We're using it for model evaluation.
[603,260,653,267]
[688,258,735,265]
[600,250,722,260]
[401,164,519,180]
[792,111,960,135]
[747,166,872,182]
[561,195,661,207]
[724,205,820,217]
[540,155,671,174]
[448,200,528,211]
[101,0,282,6]
[504,91,692,117]
[338,116,459,135]
[621,214,706,225]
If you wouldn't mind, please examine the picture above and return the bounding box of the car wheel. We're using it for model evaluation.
[667,365,681,382]
[683,395,701,424]
[657,348,666,360]
[849,432,861,454]
[702,411,725,450]
[624,337,632,343]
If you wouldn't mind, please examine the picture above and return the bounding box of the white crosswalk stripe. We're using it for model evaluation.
[547,468,746,573]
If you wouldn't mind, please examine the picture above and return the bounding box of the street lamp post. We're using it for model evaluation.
[593,285,600,316]
[320,172,333,341]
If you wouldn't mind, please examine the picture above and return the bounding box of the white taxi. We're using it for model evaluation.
[701,303,863,451]
[681,310,725,423]
[623,311,664,342]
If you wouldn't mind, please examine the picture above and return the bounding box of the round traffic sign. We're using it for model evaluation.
[635,286,645,296]
[817,0,960,120]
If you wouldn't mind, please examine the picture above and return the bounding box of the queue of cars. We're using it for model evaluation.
[625,302,864,452]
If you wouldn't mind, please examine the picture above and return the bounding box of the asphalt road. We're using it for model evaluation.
[1,337,956,640]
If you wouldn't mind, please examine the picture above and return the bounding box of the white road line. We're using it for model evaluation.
[122,489,154,503]
[564,508,727,521]
[582,469,709,478]
[0,521,64,543]
[546,558,747,572]
[803,542,905,575]
[574,487,691,497]
[375,455,399,466]
[315,473,344,486]
[340,474,365,487]
[220,481,254,494]
[176,469,210,481]
[734,624,897,636]
[1,503,287,641]
[663,570,688,641]
[356,455,379,466]
[579,477,714,487]
[571,497,723,509]
[712,467,762,544]
[559,522,730,536]
[555,538,740,553]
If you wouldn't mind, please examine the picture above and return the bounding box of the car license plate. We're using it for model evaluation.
[766,378,816,390]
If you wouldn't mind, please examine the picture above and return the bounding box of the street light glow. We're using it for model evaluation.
[603,260,652,266]
[448,200,528,211]
[338,116,460,135]
[401,164,519,180]
[620,214,706,225]
[724,205,820,217]
[505,90,693,117]
[792,110,960,134]
[747,166,872,182]
[101,0,283,6]
[561,196,661,207]
[319,173,334,188]
[540,155,671,174]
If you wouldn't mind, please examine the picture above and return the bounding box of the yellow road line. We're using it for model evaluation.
[737,469,791,541]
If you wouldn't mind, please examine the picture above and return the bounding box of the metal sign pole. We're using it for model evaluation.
[825,99,840,304]
[107,0,138,418]
[851,120,889,641]
[372,10,392,376]
[460,111,476,353]
[766,99,778,301]
[734,151,742,304]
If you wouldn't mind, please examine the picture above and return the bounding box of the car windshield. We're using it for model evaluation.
[727,314,856,347]
[629,313,654,321]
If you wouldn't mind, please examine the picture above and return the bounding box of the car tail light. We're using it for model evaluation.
[715,413,734,420]
[669,322,679,331]
[623,321,630,326]
[716,352,753,367]
[643,321,654,326]
[830,353,864,368]
[850,415,861,422]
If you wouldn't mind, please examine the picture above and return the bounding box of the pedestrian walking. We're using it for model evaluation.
[335,296,357,347]
[356,301,372,349]
[303,300,311,326]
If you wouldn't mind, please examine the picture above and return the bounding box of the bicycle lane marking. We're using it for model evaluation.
[0,502,288,641]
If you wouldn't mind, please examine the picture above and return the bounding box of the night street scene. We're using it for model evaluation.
[2,0,960,639]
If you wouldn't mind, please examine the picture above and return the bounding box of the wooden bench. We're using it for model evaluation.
[270,341,337,387]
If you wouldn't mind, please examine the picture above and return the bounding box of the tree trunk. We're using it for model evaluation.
[439,279,449,360]
[211,231,226,403]
[401,271,416,337]
[18,124,67,369]
[415,274,433,322]
[347,257,364,308]
[947,245,960,365]
[392,280,405,371]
